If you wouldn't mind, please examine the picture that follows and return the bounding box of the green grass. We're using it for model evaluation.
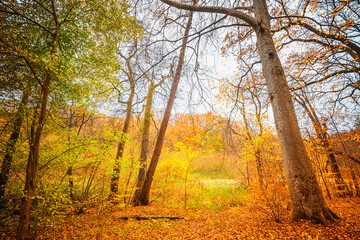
[192,170,236,180]
[187,182,248,210]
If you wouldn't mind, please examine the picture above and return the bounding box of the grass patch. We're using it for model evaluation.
[188,182,248,210]
[192,170,235,180]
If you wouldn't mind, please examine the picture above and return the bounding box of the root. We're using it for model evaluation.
[324,208,340,220]
[290,210,303,223]
[290,207,339,225]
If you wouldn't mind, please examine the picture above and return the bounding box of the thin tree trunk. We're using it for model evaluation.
[184,167,189,210]
[132,81,155,205]
[349,161,360,197]
[83,163,99,201]
[239,91,264,187]
[319,165,332,200]
[246,162,250,186]
[67,110,76,202]
[294,94,350,196]
[310,138,332,199]
[123,156,135,204]
[134,6,194,206]
[331,117,360,197]
[109,70,135,199]
[66,108,90,203]
[253,0,337,224]
[327,152,350,196]
[68,166,76,202]
[254,147,264,188]
[0,91,28,202]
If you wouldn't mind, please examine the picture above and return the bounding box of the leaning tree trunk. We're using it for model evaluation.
[109,74,135,199]
[132,81,155,205]
[0,91,28,202]
[253,0,337,224]
[327,152,350,196]
[135,7,194,206]
[294,94,350,196]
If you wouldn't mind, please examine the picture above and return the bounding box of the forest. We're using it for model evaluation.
[0,0,359,239]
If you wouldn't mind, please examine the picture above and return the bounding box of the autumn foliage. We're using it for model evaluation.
[1,0,360,239]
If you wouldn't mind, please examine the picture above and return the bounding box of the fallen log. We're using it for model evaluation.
[119,216,184,220]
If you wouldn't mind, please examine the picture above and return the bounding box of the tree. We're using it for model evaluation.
[133,1,195,206]
[0,1,138,238]
[0,91,29,202]
[0,0,38,202]
[56,104,93,202]
[236,80,266,187]
[293,91,350,197]
[131,70,165,205]
[16,15,57,240]
[161,0,338,224]
[271,0,359,198]
[216,61,269,187]
[109,43,137,199]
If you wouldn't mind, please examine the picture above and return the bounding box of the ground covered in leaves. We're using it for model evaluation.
[3,198,360,239]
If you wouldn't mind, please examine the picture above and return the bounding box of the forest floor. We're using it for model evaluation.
[32,198,360,240]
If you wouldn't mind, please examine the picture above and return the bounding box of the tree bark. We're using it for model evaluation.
[16,70,52,240]
[132,80,155,205]
[134,6,194,206]
[327,152,350,196]
[67,109,76,202]
[16,20,59,237]
[0,91,28,202]
[109,62,135,199]
[252,0,337,224]
[254,147,264,187]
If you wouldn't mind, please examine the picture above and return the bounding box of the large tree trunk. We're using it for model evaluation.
[0,91,28,202]
[109,71,135,199]
[16,71,51,240]
[134,7,194,206]
[132,80,155,205]
[253,0,337,224]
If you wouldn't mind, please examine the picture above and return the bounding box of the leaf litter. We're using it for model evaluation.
[26,198,360,239]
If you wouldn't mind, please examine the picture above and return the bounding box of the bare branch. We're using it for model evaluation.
[160,0,257,27]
